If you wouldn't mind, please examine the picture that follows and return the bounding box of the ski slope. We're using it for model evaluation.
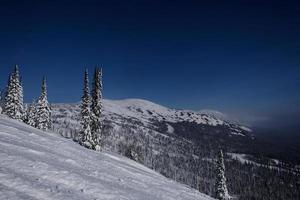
[0,115,214,200]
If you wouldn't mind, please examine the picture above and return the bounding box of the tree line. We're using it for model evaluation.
[0,65,104,151]
[1,65,51,130]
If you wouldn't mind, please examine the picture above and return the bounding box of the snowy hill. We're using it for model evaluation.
[104,99,249,130]
[198,109,229,121]
[104,99,225,126]
[52,98,252,138]
[50,98,255,197]
[0,114,214,200]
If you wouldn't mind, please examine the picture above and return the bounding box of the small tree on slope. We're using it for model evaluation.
[1,75,12,115]
[79,69,94,149]
[90,67,103,151]
[0,88,5,112]
[36,77,51,131]
[3,65,24,121]
[215,149,230,200]
[26,99,37,127]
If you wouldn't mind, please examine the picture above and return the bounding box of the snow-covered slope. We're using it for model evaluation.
[103,99,231,126]
[0,114,214,200]
[104,99,226,126]
[198,109,231,123]
[52,98,251,138]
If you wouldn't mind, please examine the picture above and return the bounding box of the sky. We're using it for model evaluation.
[0,0,299,129]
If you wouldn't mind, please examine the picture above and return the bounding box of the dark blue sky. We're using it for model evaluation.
[0,0,300,127]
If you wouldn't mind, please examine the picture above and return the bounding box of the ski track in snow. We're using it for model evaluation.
[0,115,214,200]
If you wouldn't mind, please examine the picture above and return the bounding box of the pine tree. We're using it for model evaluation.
[90,67,103,151]
[26,99,37,127]
[0,88,5,113]
[78,69,94,149]
[215,149,230,200]
[4,74,14,115]
[36,77,51,131]
[3,65,24,121]
[0,79,9,114]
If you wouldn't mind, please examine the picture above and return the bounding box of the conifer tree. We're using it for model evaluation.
[79,69,94,148]
[26,99,37,127]
[215,149,230,200]
[0,88,5,112]
[90,67,103,150]
[3,65,24,121]
[4,74,13,113]
[36,77,51,131]
[23,104,28,123]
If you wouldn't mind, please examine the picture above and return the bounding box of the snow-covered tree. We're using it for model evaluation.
[26,100,37,127]
[3,65,24,121]
[78,69,95,149]
[36,77,51,131]
[215,149,230,200]
[0,88,5,113]
[90,67,103,151]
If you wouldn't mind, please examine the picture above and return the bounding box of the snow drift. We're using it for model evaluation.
[0,114,213,200]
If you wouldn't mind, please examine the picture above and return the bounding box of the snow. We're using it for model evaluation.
[227,153,250,164]
[230,131,245,137]
[271,159,280,165]
[240,126,252,132]
[0,114,214,200]
[198,109,228,121]
[51,99,251,139]
[102,99,251,134]
[227,153,297,173]
[166,123,174,134]
[103,99,220,125]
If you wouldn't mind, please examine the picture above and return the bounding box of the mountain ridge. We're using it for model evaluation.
[52,98,252,137]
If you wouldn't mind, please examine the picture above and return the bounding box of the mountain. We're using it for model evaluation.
[198,109,230,122]
[51,98,300,199]
[52,99,257,160]
[52,98,252,138]
[0,114,213,200]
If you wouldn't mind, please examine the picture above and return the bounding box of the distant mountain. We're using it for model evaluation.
[0,114,213,200]
[52,98,252,138]
[50,98,300,199]
[198,109,230,121]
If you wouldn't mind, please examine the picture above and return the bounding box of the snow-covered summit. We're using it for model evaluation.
[0,114,213,200]
[52,98,252,138]
[103,98,249,129]
[198,109,229,121]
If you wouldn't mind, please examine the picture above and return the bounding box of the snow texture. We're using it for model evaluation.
[0,114,214,200]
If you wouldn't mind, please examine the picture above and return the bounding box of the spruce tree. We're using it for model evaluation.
[215,149,230,200]
[3,74,12,114]
[90,67,103,151]
[0,88,5,112]
[3,65,24,121]
[36,77,51,131]
[26,99,37,127]
[79,69,94,149]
